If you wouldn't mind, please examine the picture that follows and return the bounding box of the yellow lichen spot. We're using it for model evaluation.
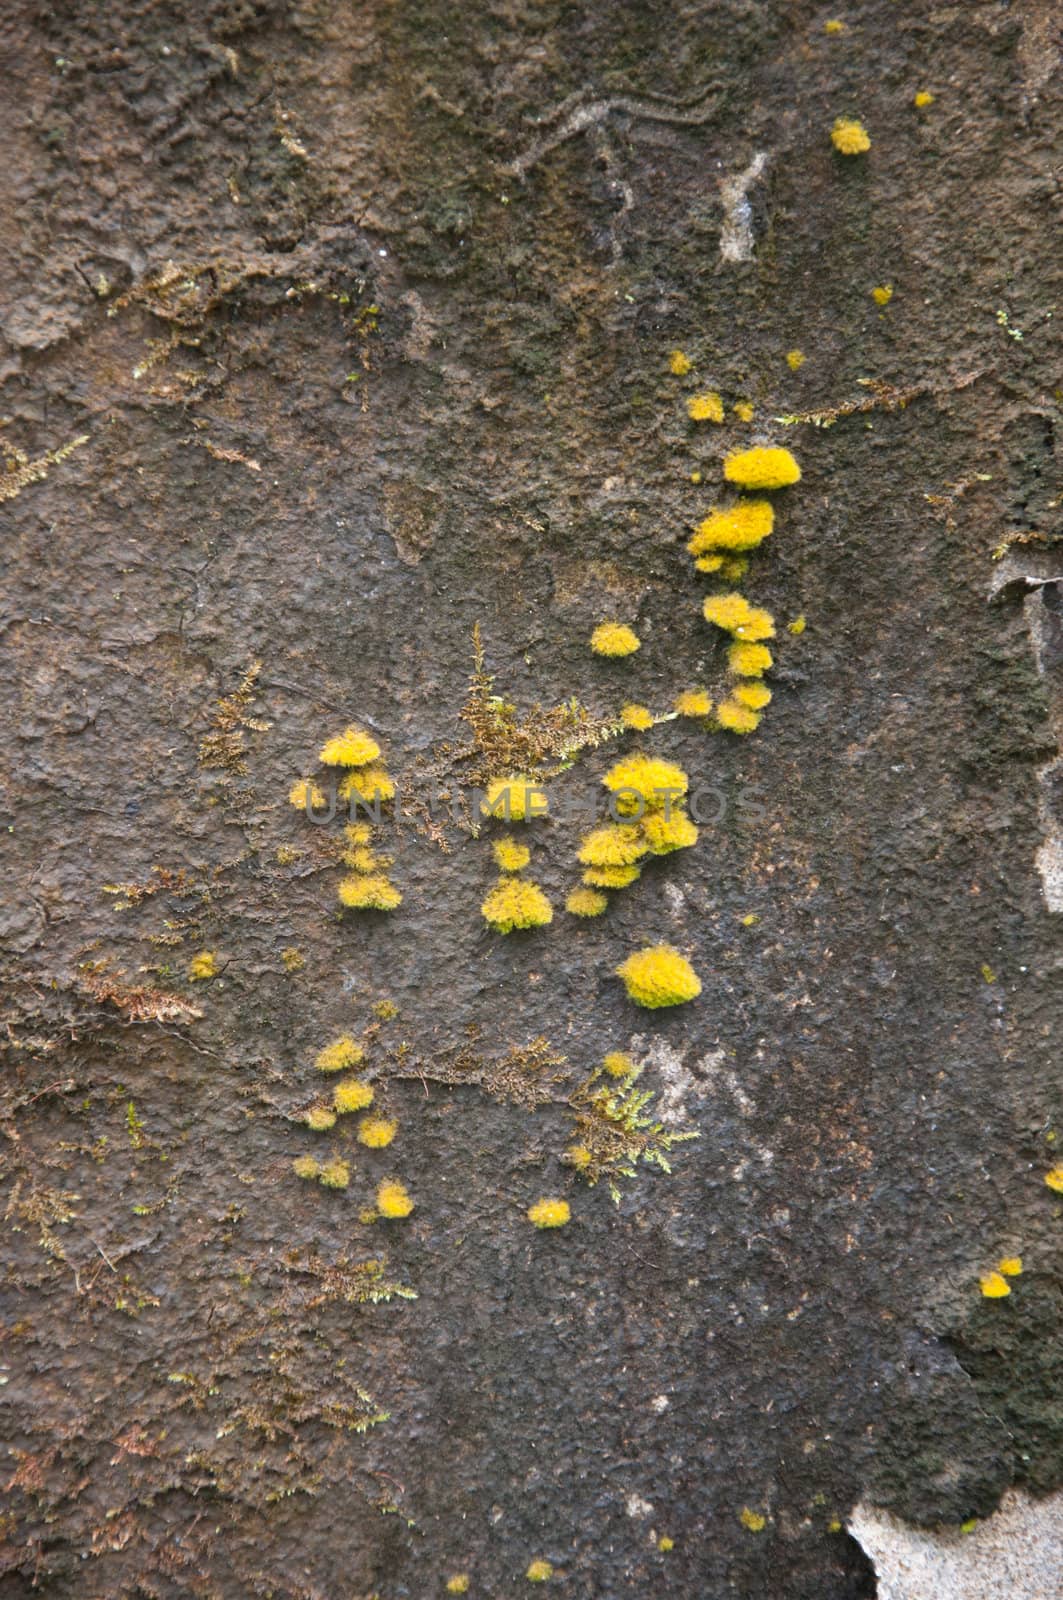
[675,688,713,717]
[690,469,703,484]
[616,945,701,1008]
[377,1178,414,1218]
[494,837,531,873]
[658,1535,674,1552]
[565,1144,593,1170]
[694,552,726,573]
[526,1561,553,1583]
[703,593,776,641]
[293,1155,320,1180]
[582,864,641,889]
[358,1116,398,1148]
[316,1034,364,1074]
[281,946,305,972]
[824,18,845,33]
[188,950,218,981]
[788,614,807,635]
[602,1051,636,1079]
[960,1518,978,1535]
[723,446,801,491]
[346,822,373,846]
[733,681,772,711]
[786,349,805,371]
[481,876,553,933]
[872,285,893,306]
[733,401,755,422]
[831,116,871,155]
[716,700,761,735]
[566,886,609,917]
[689,500,774,555]
[621,702,655,731]
[319,725,381,768]
[913,90,934,108]
[641,808,699,854]
[687,391,725,424]
[338,874,402,911]
[603,753,688,813]
[482,776,548,822]
[740,1508,767,1532]
[289,778,327,810]
[828,1519,843,1534]
[275,844,300,865]
[306,1106,337,1132]
[669,349,692,376]
[590,621,641,658]
[446,1578,470,1596]
[980,963,996,984]
[334,1078,374,1115]
[527,1198,570,1229]
[998,1256,1022,1277]
[728,641,773,678]
[342,845,381,872]
[979,1271,1011,1299]
[740,913,759,926]
[578,823,649,869]
[375,998,398,1021]
[318,1158,350,1190]
[1044,1166,1063,1193]
[338,765,396,804]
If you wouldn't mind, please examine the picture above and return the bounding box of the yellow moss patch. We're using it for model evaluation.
[717,700,761,735]
[616,945,701,1008]
[1045,1166,1063,1193]
[723,446,801,491]
[668,349,691,376]
[338,765,396,805]
[831,116,870,155]
[674,688,713,718]
[188,951,218,981]
[786,349,805,371]
[733,400,755,422]
[578,823,649,868]
[740,1507,767,1532]
[788,614,807,635]
[342,845,381,872]
[377,1178,414,1218]
[526,1561,553,1583]
[566,886,609,917]
[689,500,774,555]
[334,1078,374,1114]
[293,1155,320,1180]
[582,864,641,889]
[527,1198,570,1229]
[687,391,725,423]
[979,1271,1011,1299]
[565,1143,593,1170]
[306,1106,337,1132]
[316,1034,363,1074]
[872,284,893,306]
[319,725,381,767]
[289,778,327,810]
[493,837,531,872]
[690,469,703,483]
[824,18,845,33]
[482,776,548,821]
[913,90,934,108]
[481,876,553,933]
[728,641,773,677]
[621,702,655,731]
[998,1256,1022,1277]
[733,680,772,710]
[641,808,699,854]
[703,593,776,641]
[590,621,641,657]
[603,753,688,813]
[658,1535,674,1551]
[319,1159,351,1190]
[358,1116,397,1148]
[338,874,402,911]
[446,1578,470,1595]
[602,1051,636,1079]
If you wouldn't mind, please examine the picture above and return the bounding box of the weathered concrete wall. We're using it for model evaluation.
[1,2,1060,1595]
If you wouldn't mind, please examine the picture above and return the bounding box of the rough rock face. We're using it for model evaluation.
[0,3,1059,1596]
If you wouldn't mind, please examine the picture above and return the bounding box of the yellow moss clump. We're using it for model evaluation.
[334,1078,374,1114]
[289,778,327,810]
[740,1508,767,1532]
[482,777,548,821]
[998,1256,1022,1277]
[687,391,724,423]
[582,864,641,889]
[481,876,553,933]
[494,837,531,872]
[658,1535,674,1552]
[1044,1166,1063,1193]
[689,500,774,556]
[526,1561,554,1583]
[293,1155,320,1180]
[733,401,755,422]
[603,753,688,814]
[377,1178,414,1218]
[723,446,801,491]
[602,1051,636,1079]
[872,284,893,306]
[616,945,701,1008]
[590,621,640,658]
[319,1158,351,1190]
[979,1271,1011,1299]
[188,951,218,981]
[358,1116,397,1148]
[338,765,396,804]
[703,593,776,641]
[786,349,805,371]
[578,823,649,869]
[641,808,699,854]
[306,1106,337,1132]
[343,844,382,872]
[675,688,713,718]
[566,886,608,917]
[728,640,773,677]
[831,116,870,154]
[621,702,655,731]
[913,90,934,108]
[319,725,381,767]
[716,700,761,735]
[565,1144,593,1170]
[316,1034,363,1074]
[733,681,772,710]
[668,350,691,375]
[788,614,806,635]
[338,874,402,911]
[446,1578,470,1596]
[527,1199,570,1229]
[346,822,373,845]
